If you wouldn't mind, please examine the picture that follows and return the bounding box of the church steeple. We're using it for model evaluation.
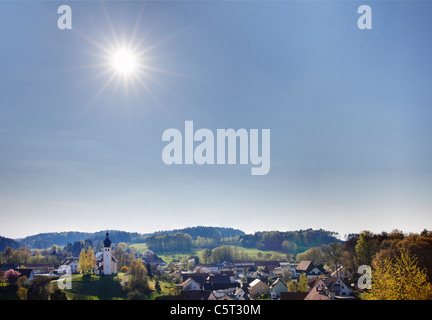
[103,232,112,248]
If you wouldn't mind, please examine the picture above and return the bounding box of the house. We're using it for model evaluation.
[218,269,236,282]
[187,255,199,265]
[181,273,208,287]
[143,253,167,266]
[14,268,34,284]
[181,277,201,291]
[155,290,212,300]
[269,278,288,298]
[58,258,79,274]
[208,288,237,300]
[207,275,233,284]
[280,292,309,300]
[330,266,353,280]
[180,290,212,300]
[295,261,327,278]
[203,282,240,291]
[322,277,354,299]
[17,264,54,275]
[194,264,219,274]
[248,279,269,297]
[304,288,331,300]
[208,287,250,300]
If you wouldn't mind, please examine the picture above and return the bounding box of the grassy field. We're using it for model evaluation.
[55,272,176,300]
[59,274,127,300]
[130,243,287,263]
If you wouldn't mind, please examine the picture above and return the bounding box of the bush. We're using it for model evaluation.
[4,269,21,285]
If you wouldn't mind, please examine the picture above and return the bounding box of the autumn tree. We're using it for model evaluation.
[78,247,96,275]
[296,247,323,263]
[365,249,432,300]
[122,258,150,299]
[287,281,297,292]
[297,273,309,292]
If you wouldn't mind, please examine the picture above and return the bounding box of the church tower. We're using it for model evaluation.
[103,232,112,275]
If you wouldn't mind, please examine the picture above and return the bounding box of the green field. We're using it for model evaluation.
[130,243,287,263]
[59,274,127,300]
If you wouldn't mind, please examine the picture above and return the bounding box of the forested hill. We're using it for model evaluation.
[9,227,340,251]
[239,229,341,252]
[17,230,146,249]
[0,236,22,251]
[13,226,244,249]
[152,226,245,239]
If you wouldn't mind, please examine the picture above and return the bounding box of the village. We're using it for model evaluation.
[2,228,432,301]
[1,232,361,300]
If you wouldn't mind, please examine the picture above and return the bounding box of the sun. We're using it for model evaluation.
[111,49,137,75]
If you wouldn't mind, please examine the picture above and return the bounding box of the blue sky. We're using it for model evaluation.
[0,1,431,239]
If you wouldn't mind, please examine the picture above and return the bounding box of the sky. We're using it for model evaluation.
[0,1,431,239]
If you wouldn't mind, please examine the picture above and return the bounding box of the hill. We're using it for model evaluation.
[15,226,244,249]
[152,226,245,239]
[18,230,146,249]
[0,235,22,251]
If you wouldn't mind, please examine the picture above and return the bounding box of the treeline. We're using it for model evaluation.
[199,245,286,264]
[341,229,432,283]
[0,246,62,267]
[146,233,193,252]
[18,230,146,249]
[152,226,244,240]
[239,229,340,253]
[0,236,22,251]
[12,227,242,249]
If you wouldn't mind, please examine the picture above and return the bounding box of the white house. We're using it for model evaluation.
[194,264,219,274]
[181,277,201,291]
[295,261,327,278]
[58,258,79,274]
[323,277,354,299]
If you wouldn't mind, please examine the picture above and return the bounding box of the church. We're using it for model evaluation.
[96,232,118,275]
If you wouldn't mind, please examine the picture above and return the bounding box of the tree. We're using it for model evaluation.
[4,269,21,285]
[297,273,309,292]
[155,279,161,293]
[16,276,28,300]
[355,231,374,267]
[85,247,96,274]
[287,281,297,292]
[78,247,95,274]
[322,242,344,272]
[146,262,153,279]
[201,249,212,264]
[296,247,323,263]
[78,249,87,274]
[365,249,432,300]
[123,258,150,298]
[27,276,52,300]
[281,240,297,254]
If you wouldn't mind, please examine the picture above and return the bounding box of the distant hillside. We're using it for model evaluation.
[18,230,147,249]
[0,235,22,251]
[152,226,245,240]
[14,226,244,249]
